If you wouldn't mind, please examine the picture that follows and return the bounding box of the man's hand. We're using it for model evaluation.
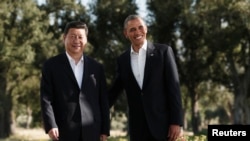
[167,125,182,141]
[48,128,59,140]
[100,134,108,141]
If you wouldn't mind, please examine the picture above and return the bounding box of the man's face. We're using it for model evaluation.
[63,28,87,56]
[124,18,147,49]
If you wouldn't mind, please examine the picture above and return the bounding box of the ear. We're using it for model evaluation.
[123,30,128,38]
[62,34,66,41]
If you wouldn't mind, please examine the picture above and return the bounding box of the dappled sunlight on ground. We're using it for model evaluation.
[0,128,194,141]
[1,128,127,141]
[11,128,49,141]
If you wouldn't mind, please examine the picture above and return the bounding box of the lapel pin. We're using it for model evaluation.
[90,74,96,86]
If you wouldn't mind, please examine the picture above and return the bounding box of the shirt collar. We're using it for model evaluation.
[131,40,147,54]
[66,52,84,63]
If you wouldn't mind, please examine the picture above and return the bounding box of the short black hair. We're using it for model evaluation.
[63,21,88,35]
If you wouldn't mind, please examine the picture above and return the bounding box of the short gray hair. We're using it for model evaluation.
[123,14,146,29]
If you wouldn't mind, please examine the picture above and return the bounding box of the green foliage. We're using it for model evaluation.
[147,0,183,44]
[2,0,52,129]
[195,0,250,124]
[90,0,138,71]
[147,0,250,134]
[185,135,207,141]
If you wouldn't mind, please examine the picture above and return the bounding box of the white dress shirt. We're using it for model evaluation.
[130,40,147,89]
[66,52,84,88]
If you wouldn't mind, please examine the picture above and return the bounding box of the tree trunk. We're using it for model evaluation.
[189,85,201,134]
[10,109,17,134]
[0,66,11,138]
[182,97,188,130]
[233,93,245,124]
[233,69,250,124]
[26,106,33,129]
[233,92,250,124]
[228,53,250,124]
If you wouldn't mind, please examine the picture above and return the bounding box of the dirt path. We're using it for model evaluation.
[12,128,50,141]
[3,128,192,141]
[8,128,126,141]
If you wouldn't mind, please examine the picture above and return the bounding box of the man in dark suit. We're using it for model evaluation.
[109,15,183,141]
[40,21,110,141]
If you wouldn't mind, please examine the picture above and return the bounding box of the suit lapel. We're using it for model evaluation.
[142,42,155,90]
[81,56,89,90]
[61,53,79,87]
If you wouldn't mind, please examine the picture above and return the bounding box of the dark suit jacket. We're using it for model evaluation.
[109,42,183,140]
[40,53,110,141]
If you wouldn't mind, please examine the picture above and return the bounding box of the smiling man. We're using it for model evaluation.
[40,21,110,141]
[109,14,183,141]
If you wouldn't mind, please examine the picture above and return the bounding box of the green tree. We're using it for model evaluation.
[176,0,249,133]
[177,0,218,133]
[91,0,138,74]
[0,0,50,137]
[38,0,91,53]
[147,0,183,45]
[147,0,250,134]
[178,0,250,133]
[200,0,250,124]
